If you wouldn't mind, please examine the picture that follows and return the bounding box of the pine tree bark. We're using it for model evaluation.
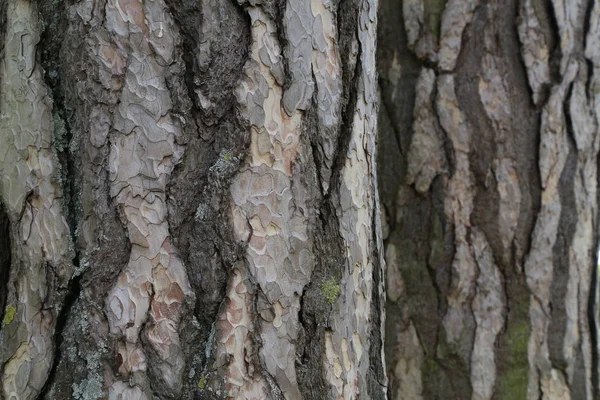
[378,0,600,399]
[0,0,386,399]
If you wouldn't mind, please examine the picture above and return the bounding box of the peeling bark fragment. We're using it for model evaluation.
[215,269,268,399]
[585,1,600,64]
[311,0,342,127]
[406,68,446,193]
[437,0,479,71]
[0,1,73,398]
[540,369,572,400]
[282,0,315,115]
[403,0,436,62]
[470,229,505,400]
[525,60,577,400]
[391,321,424,400]
[385,244,404,303]
[517,0,551,105]
[281,0,343,125]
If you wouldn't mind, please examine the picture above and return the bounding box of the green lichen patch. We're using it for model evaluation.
[321,279,341,304]
[497,323,529,399]
[221,150,233,162]
[426,0,447,40]
[197,375,207,389]
[3,304,16,325]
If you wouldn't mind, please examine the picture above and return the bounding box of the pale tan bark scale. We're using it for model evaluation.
[402,0,424,51]
[405,68,446,194]
[517,0,551,105]
[215,269,268,399]
[437,0,479,71]
[390,322,424,400]
[0,1,73,398]
[470,229,505,400]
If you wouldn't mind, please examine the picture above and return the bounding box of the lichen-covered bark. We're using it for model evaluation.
[0,0,385,399]
[379,0,600,399]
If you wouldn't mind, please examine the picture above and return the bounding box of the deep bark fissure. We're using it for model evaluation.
[544,0,563,86]
[0,201,10,326]
[422,189,448,321]
[35,1,84,395]
[294,12,365,385]
[251,286,285,399]
[583,0,595,96]
[307,85,327,199]
[39,272,83,399]
[377,80,406,157]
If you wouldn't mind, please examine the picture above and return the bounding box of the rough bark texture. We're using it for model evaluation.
[0,0,386,399]
[378,0,600,399]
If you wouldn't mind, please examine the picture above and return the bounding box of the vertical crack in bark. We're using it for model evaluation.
[39,273,83,399]
[294,0,362,388]
[161,0,253,395]
[40,0,133,395]
[35,2,86,393]
[0,201,10,326]
[547,83,578,387]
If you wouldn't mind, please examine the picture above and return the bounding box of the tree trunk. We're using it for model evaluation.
[378,0,600,399]
[0,0,386,399]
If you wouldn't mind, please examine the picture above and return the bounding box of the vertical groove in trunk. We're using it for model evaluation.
[0,200,10,326]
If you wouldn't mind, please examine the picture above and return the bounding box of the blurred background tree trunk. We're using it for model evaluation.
[378,0,600,399]
[0,0,386,398]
